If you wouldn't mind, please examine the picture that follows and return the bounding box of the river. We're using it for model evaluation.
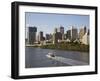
[25,47,89,68]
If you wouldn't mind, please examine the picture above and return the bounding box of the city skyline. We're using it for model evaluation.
[25,12,89,36]
[26,26,89,45]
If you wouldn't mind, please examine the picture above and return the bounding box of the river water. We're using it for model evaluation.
[25,47,89,68]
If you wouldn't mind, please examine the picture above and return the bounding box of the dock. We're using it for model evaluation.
[46,55,88,66]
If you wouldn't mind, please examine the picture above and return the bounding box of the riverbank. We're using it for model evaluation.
[26,42,89,52]
[41,43,89,52]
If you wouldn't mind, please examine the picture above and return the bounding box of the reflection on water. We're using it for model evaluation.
[25,47,89,68]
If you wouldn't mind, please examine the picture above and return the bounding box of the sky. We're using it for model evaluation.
[25,12,89,36]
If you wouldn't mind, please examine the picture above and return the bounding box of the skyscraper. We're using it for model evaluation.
[58,26,64,40]
[81,32,89,45]
[70,26,78,41]
[45,34,50,40]
[66,30,71,40]
[58,26,64,34]
[66,26,78,41]
[54,28,58,33]
[27,26,37,44]
[79,26,87,40]
[39,31,44,41]
[53,32,62,44]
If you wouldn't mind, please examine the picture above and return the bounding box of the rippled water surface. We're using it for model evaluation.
[25,47,89,68]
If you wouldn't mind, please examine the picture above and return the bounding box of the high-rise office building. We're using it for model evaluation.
[58,26,64,34]
[70,26,78,41]
[66,26,78,41]
[58,26,64,40]
[66,30,71,40]
[81,28,89,45]
[49,34,53,42]
[45,34,50,40]
[53,32,62,44]
[36,35,39,42]
[54,28,58,33]
[53,27,63,44]
[87,29,89,35]
[79,26,87,39]
[39,31,44,41]
[27,26,37,44]
[81,32,89,45]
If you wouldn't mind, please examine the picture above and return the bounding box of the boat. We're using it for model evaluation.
[46,52,56,58]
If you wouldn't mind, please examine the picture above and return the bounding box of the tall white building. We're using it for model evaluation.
[79,26,87,42]
[81,32,89,45]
